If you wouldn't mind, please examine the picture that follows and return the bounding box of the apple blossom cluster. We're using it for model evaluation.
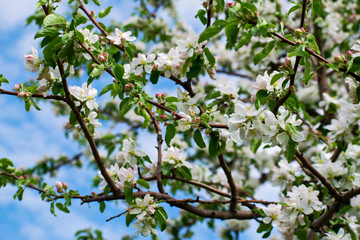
[115,138,146,167]
[124,31,215,80]
[128,194,159,237]
[228,102,304,147]
[162,146,191,169]
[262,185,322,232]
[97,163,138,191]
[23,47,75,96]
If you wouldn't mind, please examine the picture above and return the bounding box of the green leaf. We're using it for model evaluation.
[312,0,321,17]
[155,209,167,231]
[165,124,176,147]
[215,0,225,12]
[225,19,239,46]
[288,5,301,15]
[195,9,207,25]
[194,129,206,149]
[286,138,297,161]
[198,20,228,43]
[35,27,60,39]
[270,73,284,85]
[98,6,112,18]
[126,213,136,226]
[113,63,125,80]
[50,202,57,216]
[92,0,101,6]
[30,99,41,111]
[125,46,134,60]
[56,202,70,213]
[75,29,84,43]
[303,59,312,85]
[256,222,272,233]
[25,101,31,112]
[165,96,179,102]
[236,31,252,50]
[209,135,219,156]
[254,41,277,65]
[137,179,150,189]
[99,84,112,97]
[205,90,221,101]
[69,110,77,125]
[180,166,192,180]
[357,86,360,102]
[90,64,105,78]
[43,14,67,27]
[0,74,9,86]
[150,70,161,84]
[124,187,133,204]
[250,139,262,153]
[203,48,216,67]
[99,201,106,213]
[119,97,133,117]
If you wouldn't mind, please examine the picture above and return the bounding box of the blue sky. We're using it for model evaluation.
[0,1,280,239]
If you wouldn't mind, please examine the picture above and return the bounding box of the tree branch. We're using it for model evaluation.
[0,88,67,102]
[145,107,165,194]
[218,154,238,212]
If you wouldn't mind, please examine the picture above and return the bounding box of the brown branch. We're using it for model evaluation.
[0,88,67,102]
[106,210,127,222]
[218,154,238,212]
[145,107,165,194]
[143,174,232,198]
[56,60,120,196]
[295,151,341,200]
[0,170,84,199]
[273,0,306,114]
[81,191,255,220]
[147,99,228,129]
[272,32,360,82]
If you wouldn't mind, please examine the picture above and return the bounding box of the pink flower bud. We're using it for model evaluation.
[295,40,301,45]
[195,117,200,122]
[155,93,161,98]
[138,101,143,106]
[19,176,24,179]
[91,191,96,197]
[103,52,108,57]
[17,92,25,98]
[227,3,234,7]
[121,37,127,42]
[125,84,130,91]
[23,175,28,179]
[55,181,62,190]
[152,64,157,71]
[161,93,166,97]
[62,182,68,190]
[23,92,29,97]
[129,83,134,88]
[160,114,165,119]
[344,59,348,63]
[14,84,20,90]
[346,51,353,58]
[202,1,208,8]
[98,55,107,62]
[57,188,64,193]
[91,64,96,68]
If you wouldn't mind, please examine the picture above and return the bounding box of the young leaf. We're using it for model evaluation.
[126,213,136,226]
[209,135,219,156]
[155,209,167,231]
[99,201,106,213]
[203,48,216,67]
[124,187,133,204]
[150,70,161,84]
[165,124,176,147]
[254,41,277,65]
[43,14,67,27]
[286,138,297,161]
[0,74,9,86]
[136,179,150,189]
[194,129,206,149]
[98,6,112,18]
[198,20,228,43]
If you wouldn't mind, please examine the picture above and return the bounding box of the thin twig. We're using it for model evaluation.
[145,107,165,194]
[106,210,127,222]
